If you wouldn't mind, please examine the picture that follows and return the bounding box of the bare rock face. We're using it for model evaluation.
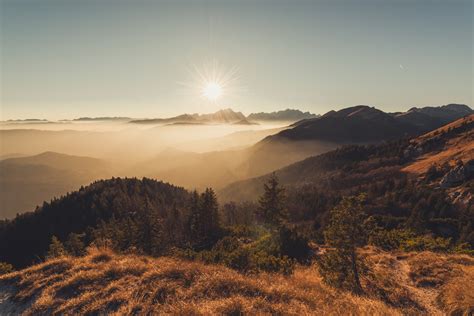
[440,161,473,188]
[403,144,423,159]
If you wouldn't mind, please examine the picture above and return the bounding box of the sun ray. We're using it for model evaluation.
[177,60,243,105]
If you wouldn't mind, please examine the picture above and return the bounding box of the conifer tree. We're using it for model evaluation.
[136,207,164,256]
[65,232,86,257]
[258,174,288,227]
[201,188,220,235]
[47,236,67,259]
[318,194,367,293]
[166,205,183,246]
[188,190,202,244]
[188,188,220,248]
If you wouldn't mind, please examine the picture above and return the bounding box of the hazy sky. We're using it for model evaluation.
[1,0,472,119]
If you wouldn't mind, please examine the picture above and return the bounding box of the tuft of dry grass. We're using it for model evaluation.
[360,247,424,315]
[1,248,472,315]
[358,247,474,316]
[437,266,474,316]
[406,252,474,315]
[407,252,465,287]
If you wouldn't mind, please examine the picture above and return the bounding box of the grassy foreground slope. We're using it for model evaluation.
[1,247,472,315]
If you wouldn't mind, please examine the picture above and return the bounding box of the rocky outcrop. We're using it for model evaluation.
[403,144,423,159]
[440,161,473,188]
[450,189,473,208]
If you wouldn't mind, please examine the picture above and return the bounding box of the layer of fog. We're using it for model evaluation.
[0,120,286,160]
[0,120,341,218]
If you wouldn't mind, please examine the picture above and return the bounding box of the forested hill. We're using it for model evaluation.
[0,178,190,268]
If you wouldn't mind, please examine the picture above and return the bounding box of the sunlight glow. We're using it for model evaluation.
[178,60,243,105]
[202,82,223,101]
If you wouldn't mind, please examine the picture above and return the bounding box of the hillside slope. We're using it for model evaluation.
[220,114,473,202]
[0,152,112,219]
[0,178,190,268]
[402,114,473,174]
[1,248,472,315]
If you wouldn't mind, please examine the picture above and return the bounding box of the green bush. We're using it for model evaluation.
[174,233,296,274]
[368,228,455,253]
[453,243,474,256]
[400,235,452,252]
[252,251,294,274]
[278,226,311,263]
[369,229,411,250]
[226,225,267,239]
[226,247,252,272]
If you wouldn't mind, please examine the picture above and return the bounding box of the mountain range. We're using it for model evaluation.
[269,103,472,143]
[129,108,317,125]
[242,104,472,176]
[247,109,318,121]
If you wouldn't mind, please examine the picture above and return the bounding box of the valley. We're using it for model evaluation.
[1,104,471,218]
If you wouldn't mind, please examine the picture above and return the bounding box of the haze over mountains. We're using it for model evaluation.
[129,108,317,125]
[0,152,112,219]
[0,103,471,218]
[2,109,316,126]
[220,114,474,202]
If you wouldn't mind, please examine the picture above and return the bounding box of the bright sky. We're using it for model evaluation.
[0,0,472,120]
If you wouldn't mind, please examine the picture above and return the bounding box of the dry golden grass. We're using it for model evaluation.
[406,251,474,316]
[418,115,474,140]
[1,247,473,315]
[0,247,401,315]
[437,266,474,315]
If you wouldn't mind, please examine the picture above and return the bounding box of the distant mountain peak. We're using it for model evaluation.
[264,103,472,145]
[247,109,317,122]
[321,105,387,120]
[129,108,245,124]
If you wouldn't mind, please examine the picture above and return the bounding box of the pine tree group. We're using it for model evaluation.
[188,188,221,249]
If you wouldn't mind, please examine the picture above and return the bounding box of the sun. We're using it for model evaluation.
[202,82,223,101]
[180,60,241,103]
